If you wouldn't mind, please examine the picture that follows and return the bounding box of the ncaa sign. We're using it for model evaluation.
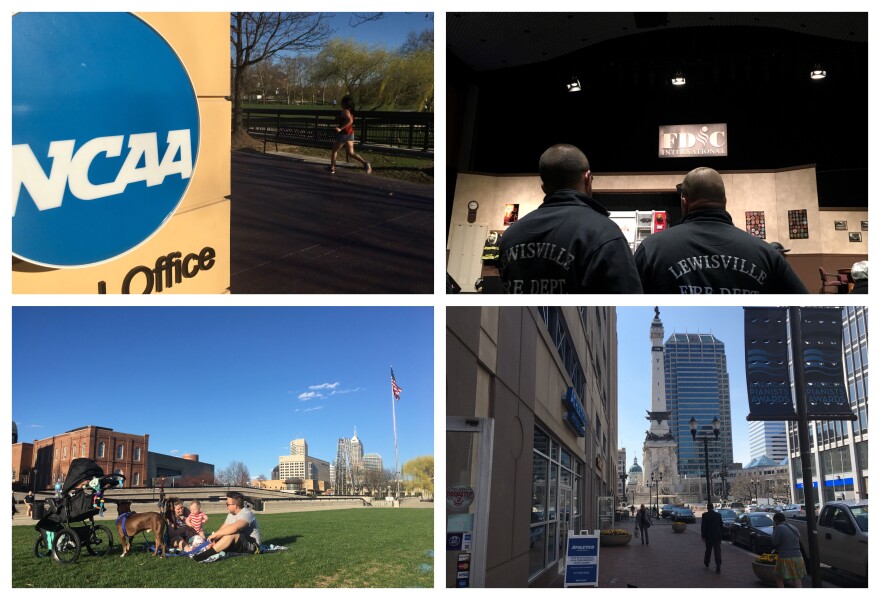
[12,13,200,267]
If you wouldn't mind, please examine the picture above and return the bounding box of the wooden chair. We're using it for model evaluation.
[819,267,846,294]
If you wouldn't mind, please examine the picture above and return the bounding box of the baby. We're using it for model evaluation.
[184,500,209,551]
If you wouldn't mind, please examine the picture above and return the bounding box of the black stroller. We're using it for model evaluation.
[34,458,124,563]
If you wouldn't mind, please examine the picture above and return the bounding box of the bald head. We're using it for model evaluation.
[539,144,591,195]
[680,167,727,213]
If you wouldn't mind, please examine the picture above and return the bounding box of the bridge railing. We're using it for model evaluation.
[242,108,434,153]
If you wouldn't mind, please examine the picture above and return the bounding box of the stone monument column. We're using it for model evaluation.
[641,307,680,501]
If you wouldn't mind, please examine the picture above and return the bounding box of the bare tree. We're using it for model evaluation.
[220,460,251,486]
[230,12,333,143]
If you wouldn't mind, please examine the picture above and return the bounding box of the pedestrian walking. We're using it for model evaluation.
[701,502,723,572]
[24,490,34,517]
[771,512,807,587]
[636,504,652,545]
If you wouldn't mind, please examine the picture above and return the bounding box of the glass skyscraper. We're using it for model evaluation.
[748,420,788,463]
[664,333,734,478]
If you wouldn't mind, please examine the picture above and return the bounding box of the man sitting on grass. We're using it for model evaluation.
[194,491,262,562]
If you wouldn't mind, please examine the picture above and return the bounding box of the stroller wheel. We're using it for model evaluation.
[33,535,50,559]
[52,526,81,564]
[86,524,114,556]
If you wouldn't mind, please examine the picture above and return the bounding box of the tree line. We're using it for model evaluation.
[231,13,433,142]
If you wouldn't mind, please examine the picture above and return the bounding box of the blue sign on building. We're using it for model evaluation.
[12,13,200,267]
[562,387,587,437]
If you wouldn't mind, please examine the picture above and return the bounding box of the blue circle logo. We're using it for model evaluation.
[12,13,200,267]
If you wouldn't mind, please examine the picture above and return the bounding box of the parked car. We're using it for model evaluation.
[717,508,738,539]
[672,507,696,523]
[730,512,775,554]
[660,504,677,519]
[745,504,759,513]
[727,502,745,510]
[790,500,868,580]
[781,503,806,518]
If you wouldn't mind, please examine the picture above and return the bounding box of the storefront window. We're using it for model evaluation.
[532,454,547,524]
[534,428,549,455]
[530,425,585,582]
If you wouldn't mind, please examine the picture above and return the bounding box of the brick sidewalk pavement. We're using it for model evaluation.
[548,517,831,588]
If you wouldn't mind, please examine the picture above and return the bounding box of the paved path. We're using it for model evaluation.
[230,150,433,294]
[547,516,847,588]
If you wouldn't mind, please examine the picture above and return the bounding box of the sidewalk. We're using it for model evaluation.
[548,517,838,588]
[230,149,433,293]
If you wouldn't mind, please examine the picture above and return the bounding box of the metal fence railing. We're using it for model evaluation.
[242,108,433,153]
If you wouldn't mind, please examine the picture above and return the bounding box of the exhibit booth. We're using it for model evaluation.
[447,166,867,293]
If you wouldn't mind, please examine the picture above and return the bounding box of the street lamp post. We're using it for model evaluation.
[690,416,721,504]
[650,472,663,518]
[719,465,729,505]
[32,469,38,493]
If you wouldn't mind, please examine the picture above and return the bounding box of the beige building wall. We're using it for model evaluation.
[449,166,867,289]
[13,13,231,294]
[447,307,618,587]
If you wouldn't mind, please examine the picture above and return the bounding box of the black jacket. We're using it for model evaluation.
[701,509,723,542]
[634,209,809,294]
[498,190,643,294]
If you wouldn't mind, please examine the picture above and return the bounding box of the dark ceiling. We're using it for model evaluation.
[447,13,868,207]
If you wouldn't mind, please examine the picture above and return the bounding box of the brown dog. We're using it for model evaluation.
[116,500,166,557]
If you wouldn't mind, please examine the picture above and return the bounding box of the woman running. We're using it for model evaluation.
[330,95,371,175]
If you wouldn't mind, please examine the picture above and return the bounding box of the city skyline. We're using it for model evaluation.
[617,307,752,470]
[12,307,434,481]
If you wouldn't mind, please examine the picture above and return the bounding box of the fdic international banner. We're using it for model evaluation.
[744,307,854,421]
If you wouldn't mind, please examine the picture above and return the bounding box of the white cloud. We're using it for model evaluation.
[303,406,324,413]
[309,382,340,390]
[329,387,362,396]
[30,424,44,428]
[169,449,179,455]
[298,391,321,401]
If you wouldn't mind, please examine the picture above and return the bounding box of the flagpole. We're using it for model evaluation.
[391,366,400,501]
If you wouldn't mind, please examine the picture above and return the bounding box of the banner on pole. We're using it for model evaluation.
[799,308,856,420]
[744,308,796,420]
[744,307,856,421]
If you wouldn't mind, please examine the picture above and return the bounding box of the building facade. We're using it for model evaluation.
[25,426,150,489]
[664,333,734,479]
[147,452,214,486]
[446,306,618,587]
[748,421,788,463]
[279,438,331,484]
[789,306,868,503]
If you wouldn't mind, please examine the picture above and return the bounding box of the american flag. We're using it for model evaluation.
[391,367,403,401]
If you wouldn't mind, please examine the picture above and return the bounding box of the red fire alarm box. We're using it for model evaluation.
[653,211,667,232]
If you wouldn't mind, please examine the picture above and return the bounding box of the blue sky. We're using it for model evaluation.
[321,12,433,51]
[13,307,434,479]
[616,307,752,467]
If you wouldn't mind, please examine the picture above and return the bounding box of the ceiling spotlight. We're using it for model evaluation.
[671,72,686,86]
[567,76,582,92]
[810,65,827,79]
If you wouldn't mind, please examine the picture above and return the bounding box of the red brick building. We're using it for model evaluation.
[24,426,150,490]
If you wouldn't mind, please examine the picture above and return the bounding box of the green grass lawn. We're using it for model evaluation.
[13,508,433,588]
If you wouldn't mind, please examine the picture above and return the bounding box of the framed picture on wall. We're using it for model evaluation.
[834,220,848,231]
[745,211,766,239]
[503,204,519,226]
[861,220,868,231]
[788,209,809,239]
[849,233,862,242]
